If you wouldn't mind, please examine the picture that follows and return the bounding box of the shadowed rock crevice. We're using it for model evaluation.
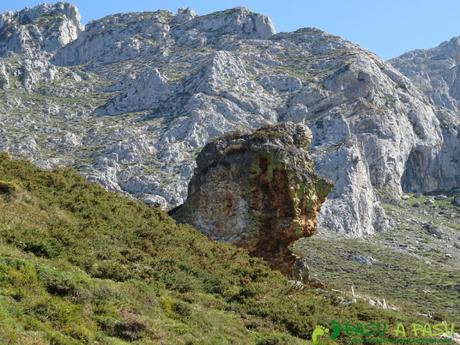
[401,140,460,193]
[401,147,434,193]
[172,123,332,273]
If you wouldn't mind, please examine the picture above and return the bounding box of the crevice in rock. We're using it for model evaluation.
[401,148,431,193]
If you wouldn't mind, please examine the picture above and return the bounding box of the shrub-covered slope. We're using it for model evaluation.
[0,154,417,344]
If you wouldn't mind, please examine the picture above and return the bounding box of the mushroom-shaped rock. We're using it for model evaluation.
[172,122,333,273]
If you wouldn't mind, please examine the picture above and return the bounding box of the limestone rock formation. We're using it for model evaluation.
[391,36,460,112]
[0,2,83,57]
[53,7,275,66]
[0,62,8,89]
[172,123,333,273]
[390,39,460,193]
[0,3,82,90]
[97,68,172,115]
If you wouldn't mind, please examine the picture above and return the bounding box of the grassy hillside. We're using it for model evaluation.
[0,153,420,344]
[295,189,460,325]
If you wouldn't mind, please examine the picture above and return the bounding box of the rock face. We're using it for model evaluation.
[52,7,275,66]
[391,37,460,112]
[172,123,332,273]
[0,2,82,57]
[97,68,172,115]
[0,3,82,90]
[0,3,459,237]
[390,39,460,193]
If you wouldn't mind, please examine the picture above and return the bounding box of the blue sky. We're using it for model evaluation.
[1,0,459,59]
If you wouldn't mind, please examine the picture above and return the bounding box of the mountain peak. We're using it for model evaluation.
[196,6,276,39]
[0,1,83,57]
[53,6,276,66]
[17,2,81,25]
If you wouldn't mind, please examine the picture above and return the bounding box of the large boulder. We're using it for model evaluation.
[172,123,332,273]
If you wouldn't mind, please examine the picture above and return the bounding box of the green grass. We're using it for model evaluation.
[296,237,460,323]
[295,190,460,326]
[0,153,433,344]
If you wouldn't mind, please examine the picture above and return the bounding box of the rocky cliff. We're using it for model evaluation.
[0,3,459,236]
[390,39,460,193]
[172,123,332,273]
[0,3,82,90]
[0,2,82,57]
[391,36,460,112]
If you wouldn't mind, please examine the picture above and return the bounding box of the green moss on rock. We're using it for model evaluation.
[172,123,333,274]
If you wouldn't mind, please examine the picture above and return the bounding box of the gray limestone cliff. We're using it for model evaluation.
[390,39,460,194]
[0,2,82,57]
